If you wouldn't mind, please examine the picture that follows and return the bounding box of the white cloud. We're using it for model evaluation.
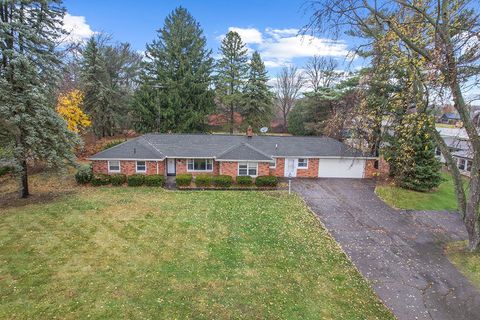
[260,34,348,61]
[227,27,263,44]
[218,27,350,68]
[62,13,96,43]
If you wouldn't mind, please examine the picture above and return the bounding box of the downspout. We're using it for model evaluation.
[156,161,159,174]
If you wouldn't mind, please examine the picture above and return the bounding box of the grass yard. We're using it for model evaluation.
[445,241,480,289]
[375,173,461,211]
[0,176,392,319]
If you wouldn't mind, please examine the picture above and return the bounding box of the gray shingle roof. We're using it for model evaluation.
[216,143,273,161]
[89,133,369,161]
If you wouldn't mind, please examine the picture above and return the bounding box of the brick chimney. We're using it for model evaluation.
[246,126,253,138]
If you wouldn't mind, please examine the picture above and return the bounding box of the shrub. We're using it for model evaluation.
[236,176,253,186]
[255,175,278,188]
[75,165,93,184]
[195,174,212,187]
[145,174,165,187]
[0,166,13,177]
[102,140,124,151]
[127,174,145,187]
[110,174,126,186]
[212,175,233,188]
[91,174,110,186]
[176,174,192,187]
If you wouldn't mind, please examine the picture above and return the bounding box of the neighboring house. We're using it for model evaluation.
[89,128,377,179]
[438,112,461,125]
[435,126,473,176]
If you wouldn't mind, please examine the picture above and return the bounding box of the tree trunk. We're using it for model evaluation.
[283,108,288,132]
[230,101,234,135]
[19,160,29,198]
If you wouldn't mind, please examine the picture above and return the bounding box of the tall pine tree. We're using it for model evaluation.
[216,31,249,134]
[242,51,273,130]
[0,0,79,198]
[81,36,142,137]
[135,7,214,133]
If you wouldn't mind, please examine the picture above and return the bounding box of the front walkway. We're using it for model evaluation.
[293,178,480,320]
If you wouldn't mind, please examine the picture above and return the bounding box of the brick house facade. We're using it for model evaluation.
[89,132,378,179]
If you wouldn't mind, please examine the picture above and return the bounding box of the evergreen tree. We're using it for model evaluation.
[216,31,249,134]
[389,113,442,192]
[135,7,214,133]
[242,51,273,130]
[0,1,79,198]
[80,36,142,137]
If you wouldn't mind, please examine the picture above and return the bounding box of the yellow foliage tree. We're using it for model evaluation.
[56,90,91,133]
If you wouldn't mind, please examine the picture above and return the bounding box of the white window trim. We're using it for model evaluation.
[108,160,121,173]
[238,162,258,177]
[297,158,308,169]
[136,160,147,173]
[186,159,214,172]
[269,158,276,169]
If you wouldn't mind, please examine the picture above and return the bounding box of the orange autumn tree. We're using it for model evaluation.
[56,89,91,133]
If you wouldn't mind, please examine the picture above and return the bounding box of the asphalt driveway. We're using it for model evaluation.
[293,178,480,320]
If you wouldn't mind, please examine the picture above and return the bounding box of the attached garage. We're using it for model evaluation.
[318,158,366,178]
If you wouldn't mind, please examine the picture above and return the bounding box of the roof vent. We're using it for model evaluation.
[275,144,278,149]
[133,147,136,154]
[246,126,253,138]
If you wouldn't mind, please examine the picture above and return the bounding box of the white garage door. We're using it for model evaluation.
[318,158,365,178]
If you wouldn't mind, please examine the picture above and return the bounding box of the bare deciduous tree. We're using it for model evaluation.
[305,55,338,91]
[275,66,305,130]
[304,0,480,251]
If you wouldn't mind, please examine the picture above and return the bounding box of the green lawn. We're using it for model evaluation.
[445,241,480,289]
[375,173,461,211]
[0,185,392,319]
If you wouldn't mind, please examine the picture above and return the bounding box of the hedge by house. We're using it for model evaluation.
[176,174,192,187]
[195,174,212,187]
[255,175,278,187]
[75,165,93,184]
[110,174,127,186]
[212,175,233,188]
[91,174,110,186]
[127,174,145,187]
[236,176,253,186]
[145,174,165,187]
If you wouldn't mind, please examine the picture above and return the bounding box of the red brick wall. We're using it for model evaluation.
[258,162,270,176]
[270,158,285,177]
[175,159,219,176]
[91,160,165,176]
[296,158,319,178]
[364,159,378,178]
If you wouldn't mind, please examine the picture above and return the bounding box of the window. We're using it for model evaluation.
[458,158,465,170]
[187,159,213,171]
[435,148,442,156]
[108,160,120,173]
[136,161,146,173]
[467,160,473,172]
[297,158,308,168]
[238,162,258,176]
[269,159,276,169]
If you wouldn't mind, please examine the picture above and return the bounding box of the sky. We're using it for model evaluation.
[62,0,364,80]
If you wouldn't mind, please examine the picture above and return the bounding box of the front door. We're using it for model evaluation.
[284,158,297,177]
[167,158,176,176]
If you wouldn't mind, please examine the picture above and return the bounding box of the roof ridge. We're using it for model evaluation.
[142,135,165,158]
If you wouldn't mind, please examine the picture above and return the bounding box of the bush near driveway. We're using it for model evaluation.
[255,175,278,187]
[127,174,145,187]
[144,174,165,187]
[176,174,192,187]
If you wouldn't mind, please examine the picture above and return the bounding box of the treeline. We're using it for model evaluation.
[61,7,274,137]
